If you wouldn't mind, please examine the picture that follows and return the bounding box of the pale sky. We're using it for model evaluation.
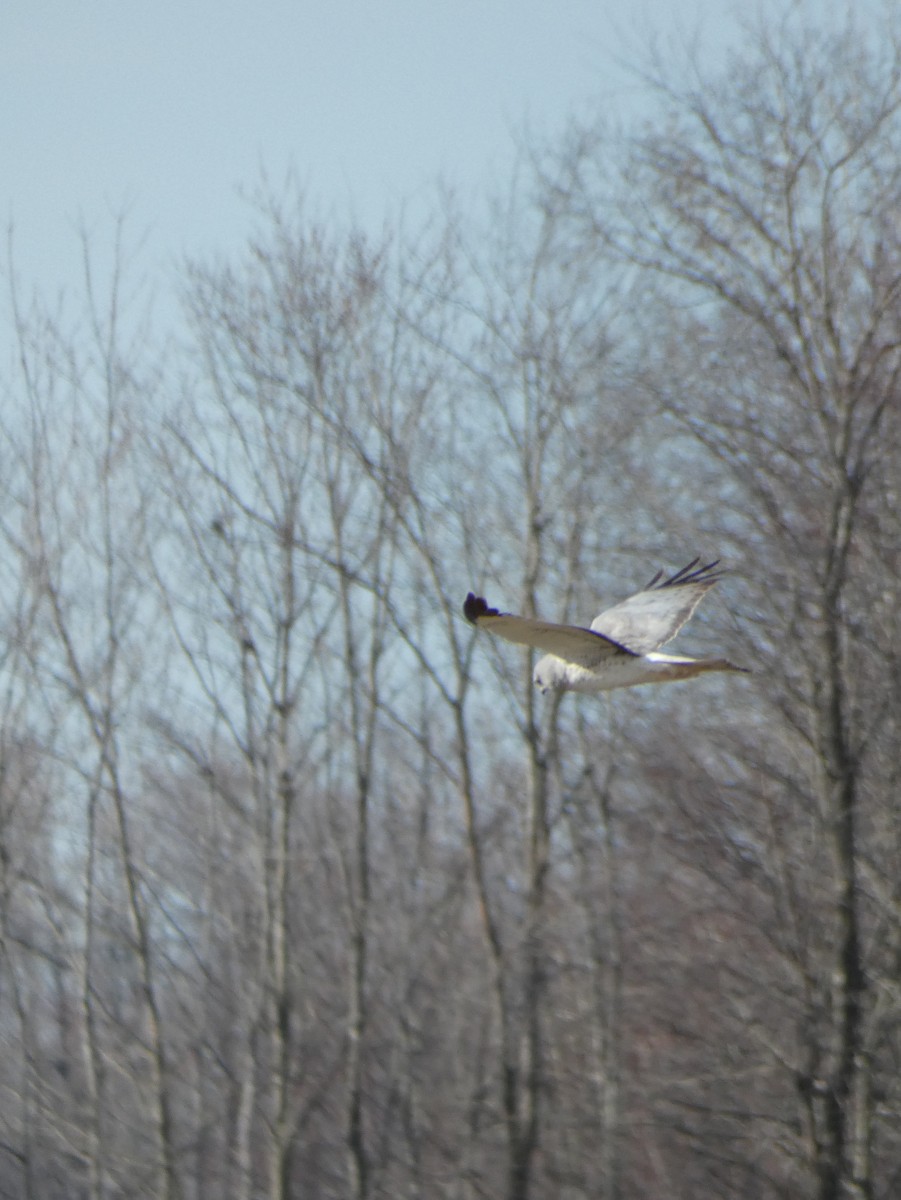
[1,2,748,299]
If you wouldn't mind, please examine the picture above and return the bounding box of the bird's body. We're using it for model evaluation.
[534,649,739,694]
[463,559,748,695]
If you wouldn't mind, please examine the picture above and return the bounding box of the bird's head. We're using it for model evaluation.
[533,654,565,695]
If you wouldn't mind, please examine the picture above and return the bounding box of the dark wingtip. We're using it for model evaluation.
[463,593,500,625]
[654,558,724,589]
[643,568,665,590]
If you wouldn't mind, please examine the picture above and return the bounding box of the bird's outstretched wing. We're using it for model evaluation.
[590,558,723,655]
[464,593,635,667]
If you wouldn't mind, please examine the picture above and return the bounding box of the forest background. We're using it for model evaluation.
[2,6,901,1199]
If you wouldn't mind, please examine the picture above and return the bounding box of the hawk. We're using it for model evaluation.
[463,559,748,694]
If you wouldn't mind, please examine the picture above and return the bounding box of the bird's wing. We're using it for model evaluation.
[590,559,723,655]
[464,593,635,667]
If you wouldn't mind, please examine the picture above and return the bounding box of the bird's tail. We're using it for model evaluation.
[645,652,750,682]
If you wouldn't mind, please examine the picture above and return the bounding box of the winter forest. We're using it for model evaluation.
[3,11,901,1200]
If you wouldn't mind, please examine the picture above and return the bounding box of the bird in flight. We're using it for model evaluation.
[463,559,748,695]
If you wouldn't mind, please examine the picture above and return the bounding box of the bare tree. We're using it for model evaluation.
[331,176,652,1199]
[557,7,901,1196]
[4,225,180,1197]
[154,200,440,1199]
